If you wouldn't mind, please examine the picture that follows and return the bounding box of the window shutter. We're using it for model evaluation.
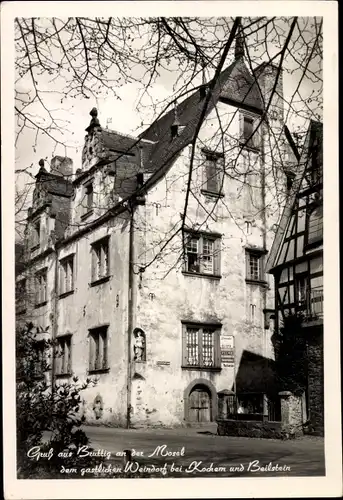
[239,113,244,141]
[245,252,249,279]
[206,159,218,193]
[67,340,71,373]
[260,255,265,281]
[103,242,109,275]
[218,157,224,193]
[213,238,221,275]
[198,328,203,367]
[89,335,94,371]
[91,247,96,282]
[60,264,64,294]
[69,259,74,290]
[103,331,108,368]
[215,331,221,368]
[182,326,187,366]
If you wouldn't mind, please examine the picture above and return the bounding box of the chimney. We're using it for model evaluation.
[234,23,245,60]
[171,105,181,139]
[50,156,73,178]
[200,59,208,100]
[255,62,284,122]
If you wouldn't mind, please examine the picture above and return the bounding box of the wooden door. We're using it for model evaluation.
[189,387,211,422]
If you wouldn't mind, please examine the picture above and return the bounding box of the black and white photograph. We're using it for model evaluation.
[2,1,341,498]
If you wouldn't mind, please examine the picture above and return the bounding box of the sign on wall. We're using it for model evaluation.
[220,334,235,367]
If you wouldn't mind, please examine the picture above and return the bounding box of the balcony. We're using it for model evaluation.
[303,287,323,324]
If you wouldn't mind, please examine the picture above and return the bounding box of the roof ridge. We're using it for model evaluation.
[102,127,138,141]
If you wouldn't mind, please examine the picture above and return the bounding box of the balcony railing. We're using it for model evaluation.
[305,286,323,320]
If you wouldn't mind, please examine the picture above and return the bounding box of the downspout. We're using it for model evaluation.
[126,202,135,429]
[51,243,59,394]
[260,121,268,358]
[126,164,145,429]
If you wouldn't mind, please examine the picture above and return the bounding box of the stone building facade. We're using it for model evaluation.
[16,35,296,428]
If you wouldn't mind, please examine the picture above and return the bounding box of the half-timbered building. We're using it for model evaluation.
[266,120,323,434]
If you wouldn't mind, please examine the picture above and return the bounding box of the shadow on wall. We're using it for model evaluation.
[232,350,279,396]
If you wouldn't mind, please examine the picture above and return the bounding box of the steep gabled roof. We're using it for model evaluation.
[138,57,263,191]
[266,120,323,273]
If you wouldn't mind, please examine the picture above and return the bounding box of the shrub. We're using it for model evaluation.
[16,322,99,479]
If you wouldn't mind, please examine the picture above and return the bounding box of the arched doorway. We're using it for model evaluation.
[189,385,211,422]
[184,378,217,422]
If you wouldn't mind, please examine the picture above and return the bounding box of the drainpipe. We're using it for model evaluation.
[260,122,268,358]
[51,243,59,395]
[126,203,135,429]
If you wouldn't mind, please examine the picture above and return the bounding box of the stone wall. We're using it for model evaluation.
[307,328,324,435]
[279,391,303,437]
[217,389,306,439]
[217,419,284,439]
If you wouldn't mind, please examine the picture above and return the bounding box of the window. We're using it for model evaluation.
[81,181,94,218]
[59,255,74,295]
[241,114,260,150]
[89,326,108,372]
[91,237,110,283]
[184,232,221,276]
[295,274,309,309]
[310,142,323,186]
[306,203,323,247]
[32,218,41,249]
[33,340,45,377]
[56,335,72,376]
[16,278,26,312]
[85,182,93,210]
[285,171,296,194]
[182,323,221,370]
[35,269,47,305]
[246,250,265,282]
[203,151,224,194]
[249,304,256,323]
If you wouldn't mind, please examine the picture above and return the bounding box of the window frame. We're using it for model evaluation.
[81,179,94,219]
[88,325,109,374]
[59,254,75,297]
[33,340,46,379]
[31,217,41,250]
[240,112,261,151]
[201,149,225,197]
[55,334,72,377]
[90,236,110,286]
[294,272,310,311]
[304,200,323,250]
[34,268,48,307]
[181,322,221,371]
[16,277,27,313]
[183,231,221,278]
[245,249,267,284]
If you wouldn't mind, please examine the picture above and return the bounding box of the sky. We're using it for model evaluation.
[14,16,322,222]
